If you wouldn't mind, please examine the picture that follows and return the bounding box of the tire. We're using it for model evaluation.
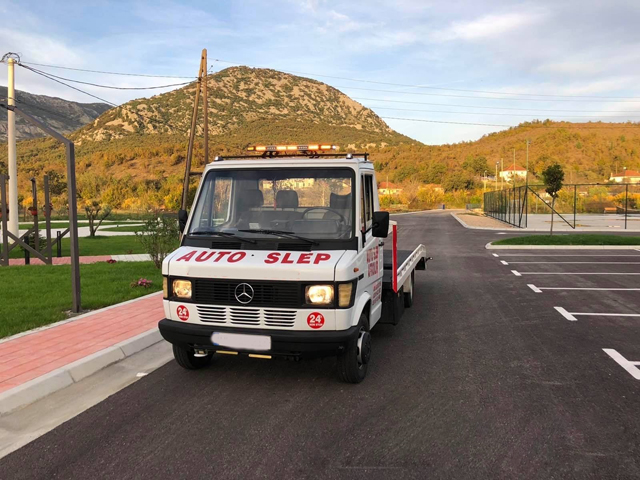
[337,314,371,384]
[172,344,213,370]
[403,271,415,308]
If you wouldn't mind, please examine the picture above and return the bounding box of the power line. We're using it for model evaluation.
[367,105,640,119]
[18,61,196,79]
[382,116,640,129]
[352,97,640,114]
[19,65,118,107]
[19,64,192,90]
[334,84,640,104]
[211,58,640,100]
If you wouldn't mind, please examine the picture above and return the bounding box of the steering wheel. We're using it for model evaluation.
[301,207,348,224]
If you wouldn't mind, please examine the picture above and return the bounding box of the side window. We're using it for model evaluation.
[365,175,374,230]
[360,175,366,231]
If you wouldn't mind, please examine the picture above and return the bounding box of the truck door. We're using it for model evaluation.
[359,173,383,323]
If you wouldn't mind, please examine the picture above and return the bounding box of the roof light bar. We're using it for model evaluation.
[246,144,338,152]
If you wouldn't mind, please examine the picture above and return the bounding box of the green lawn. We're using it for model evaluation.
[14,222,90,229]
[493,234,640,246]
[100,225,144,233]
[6,235,146,258]
[0,261,162,338]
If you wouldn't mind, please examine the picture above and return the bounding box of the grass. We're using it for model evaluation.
[6,235,145,259]
[493,234,640,246]
[0,261,162,338]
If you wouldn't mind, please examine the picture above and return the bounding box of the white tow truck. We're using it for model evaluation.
[159,145,428,383]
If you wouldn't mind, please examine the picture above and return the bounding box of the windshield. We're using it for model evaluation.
[188,167,354,240]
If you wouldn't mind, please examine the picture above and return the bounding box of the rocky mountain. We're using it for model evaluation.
[75,66,412,147]
[0,87,110,141]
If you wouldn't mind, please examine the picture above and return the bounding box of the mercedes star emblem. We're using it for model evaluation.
[234,283,255,304]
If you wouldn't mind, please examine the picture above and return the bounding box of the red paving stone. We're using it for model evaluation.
[0,293,163,394]
[8,255,113,266]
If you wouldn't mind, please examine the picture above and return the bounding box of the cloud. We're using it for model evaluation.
[431,11,545,42]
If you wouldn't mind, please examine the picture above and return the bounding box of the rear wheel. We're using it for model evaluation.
[403,271,415,308]
[172,345,213,370]
[337,314,371,384]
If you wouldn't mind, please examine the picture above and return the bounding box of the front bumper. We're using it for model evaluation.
[159,319,359,358]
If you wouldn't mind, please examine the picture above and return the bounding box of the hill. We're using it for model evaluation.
[75,66,412,147]
[0,87,110,141]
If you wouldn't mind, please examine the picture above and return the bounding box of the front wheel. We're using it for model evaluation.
[337,314,371,383]
[172,345,213,370]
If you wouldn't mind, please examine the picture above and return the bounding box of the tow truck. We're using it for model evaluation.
[159,145,428,383]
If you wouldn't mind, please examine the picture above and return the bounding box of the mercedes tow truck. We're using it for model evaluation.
[159,145,428,383]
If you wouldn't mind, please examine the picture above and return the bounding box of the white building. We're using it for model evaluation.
[609,170,640,184]
[499,165,527,182]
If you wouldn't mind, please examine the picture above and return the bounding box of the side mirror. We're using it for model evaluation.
[178,209,188,233]
[372,211,389,238]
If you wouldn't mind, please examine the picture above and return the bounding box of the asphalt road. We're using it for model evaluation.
[2,212,640,479]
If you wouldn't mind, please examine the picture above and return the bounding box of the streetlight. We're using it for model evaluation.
[495,162,499,190]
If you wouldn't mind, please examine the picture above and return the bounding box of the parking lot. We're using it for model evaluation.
[494,249,640,380]
[2,211,640,479]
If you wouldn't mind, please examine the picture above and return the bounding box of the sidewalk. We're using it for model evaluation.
[8,253,152,266]
[0,292,164,413]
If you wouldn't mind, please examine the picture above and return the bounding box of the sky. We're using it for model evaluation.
[2,0,640,145]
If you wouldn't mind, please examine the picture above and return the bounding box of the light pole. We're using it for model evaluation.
[495,162,499,190]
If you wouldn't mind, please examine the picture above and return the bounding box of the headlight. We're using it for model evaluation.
[163,277,169,299]
[305,285,334,305]
[338,283,353,307]
[172,279,192,299]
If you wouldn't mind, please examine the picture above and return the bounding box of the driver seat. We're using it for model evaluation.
[323,193,352,223]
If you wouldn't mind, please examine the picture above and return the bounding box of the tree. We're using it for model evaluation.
[541,163,564,235]
[136,216,180,268]
[462,155,489,176]
[84,201,112,237]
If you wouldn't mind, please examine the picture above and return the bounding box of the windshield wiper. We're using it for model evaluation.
[189,230,256,244]
[238,229,319,245]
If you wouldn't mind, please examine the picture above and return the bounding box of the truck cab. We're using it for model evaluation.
[159,145,427,383]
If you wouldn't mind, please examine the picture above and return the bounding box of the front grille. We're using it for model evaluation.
[193,279,301,308]
[264,309,296,327]
[230,307,260,325]
[197,305,226,324]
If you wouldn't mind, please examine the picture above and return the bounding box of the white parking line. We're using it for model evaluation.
[500,260,509,265]
[554,307,640,321]
[497,254,640,257]
[507,262,640,265]
[529,285,640,292]
[492,253,499,257]
[603,349,640,380]
[513,272,640,275]
[554,307,577,321]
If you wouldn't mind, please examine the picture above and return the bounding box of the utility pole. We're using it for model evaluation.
[6,55,18,241]
[501,158,504,190]
[202,49,208,165]
[525,139,530,189]
[495,162,499,190]
[181,51,206,212]
[513,148,516,189]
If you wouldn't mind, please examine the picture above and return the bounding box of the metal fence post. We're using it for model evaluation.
[625,184,629,230]
[574,185,577,228]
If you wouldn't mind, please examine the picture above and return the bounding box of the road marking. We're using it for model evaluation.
[511,270,522,276]
[554,306,577,321]
[514,272,640,275]
[507,261,640,265]
[497,254,640,257]
[533,287,640,292]
[527,284,542,293]
[603,349,640,380]
[492,253,499,257]
[500,260,509,265]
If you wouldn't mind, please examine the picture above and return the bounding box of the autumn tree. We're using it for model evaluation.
[541,163,564,235]
[84,201,112,237]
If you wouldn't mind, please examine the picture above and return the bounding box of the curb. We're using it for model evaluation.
[486,243,640,250]
[0,328,163,415]
[450,212,515,230]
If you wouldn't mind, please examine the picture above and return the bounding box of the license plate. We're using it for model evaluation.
[211,332,271,351]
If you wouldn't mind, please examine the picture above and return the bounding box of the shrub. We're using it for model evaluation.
[135,216,180,268]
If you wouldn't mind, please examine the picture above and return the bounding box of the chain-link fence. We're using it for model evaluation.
[484,183,640,229]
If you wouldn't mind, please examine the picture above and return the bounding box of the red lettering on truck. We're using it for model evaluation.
[297,253,312,264]
[265,252,281,264]
[176,251,197,262]
[195,251,215,262]
[314,253,331,264]
[214,251,231,262]
[228,252,247,263]
[281,253,294,264]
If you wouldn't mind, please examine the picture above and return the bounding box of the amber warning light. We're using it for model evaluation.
[247,144,338,152]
